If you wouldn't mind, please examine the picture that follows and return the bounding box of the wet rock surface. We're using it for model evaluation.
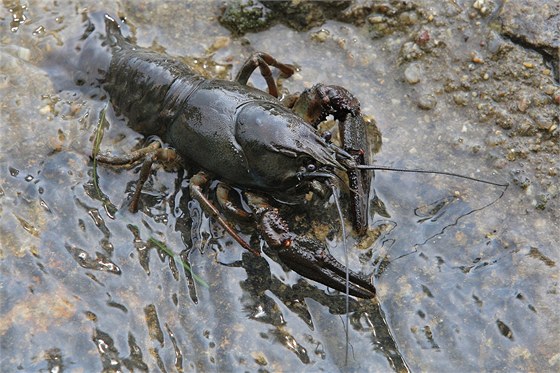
[1,0,558,372]
[495,0,559,80]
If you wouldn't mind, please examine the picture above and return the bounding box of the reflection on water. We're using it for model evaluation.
[1,1,558,372]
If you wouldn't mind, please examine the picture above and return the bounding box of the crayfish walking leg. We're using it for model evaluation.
[188,172,261,257]
[235,52,296,98]
[96,141,179,212]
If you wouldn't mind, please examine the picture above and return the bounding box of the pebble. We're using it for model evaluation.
[311,29,330,43]
[404,63,421,84]
[417,94,437,110]
[214,65,227,75]
[1,46,31,65]
[368,15,385,24]
[517,97,530,112]
[39,105,52,114]
[533,113,551,130]
[471,51,484,64]
[399,12,418,26]
[400,42,423,61]
[211,36,230,50]
[453,92,469,106]
[473,0,491,15]
[543,85,555,95]
[494,158,507,169]
[473,0,484,9]
[416,30,430,46]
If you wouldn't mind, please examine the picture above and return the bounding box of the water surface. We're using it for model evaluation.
[1,1,558,372]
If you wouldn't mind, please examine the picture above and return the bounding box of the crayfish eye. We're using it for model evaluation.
[322,131,332,142]
[306,164,317,172]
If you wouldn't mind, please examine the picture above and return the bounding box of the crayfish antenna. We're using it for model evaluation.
[355,165,509,188]
[329,181,351,365]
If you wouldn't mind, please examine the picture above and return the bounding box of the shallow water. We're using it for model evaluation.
[1,1,558,372]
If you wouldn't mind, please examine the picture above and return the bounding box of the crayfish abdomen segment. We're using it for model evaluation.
[104,46,202,138]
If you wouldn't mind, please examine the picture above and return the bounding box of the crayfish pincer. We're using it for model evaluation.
[77,13,377,299]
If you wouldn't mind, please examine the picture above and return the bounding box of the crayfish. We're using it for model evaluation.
[51,13,506,300]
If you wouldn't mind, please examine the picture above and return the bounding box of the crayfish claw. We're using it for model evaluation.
[290,84,361,126]
[247,193,375,299]
[287,84,373,234]
[276,236,376,299]
[339,113,371,235]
